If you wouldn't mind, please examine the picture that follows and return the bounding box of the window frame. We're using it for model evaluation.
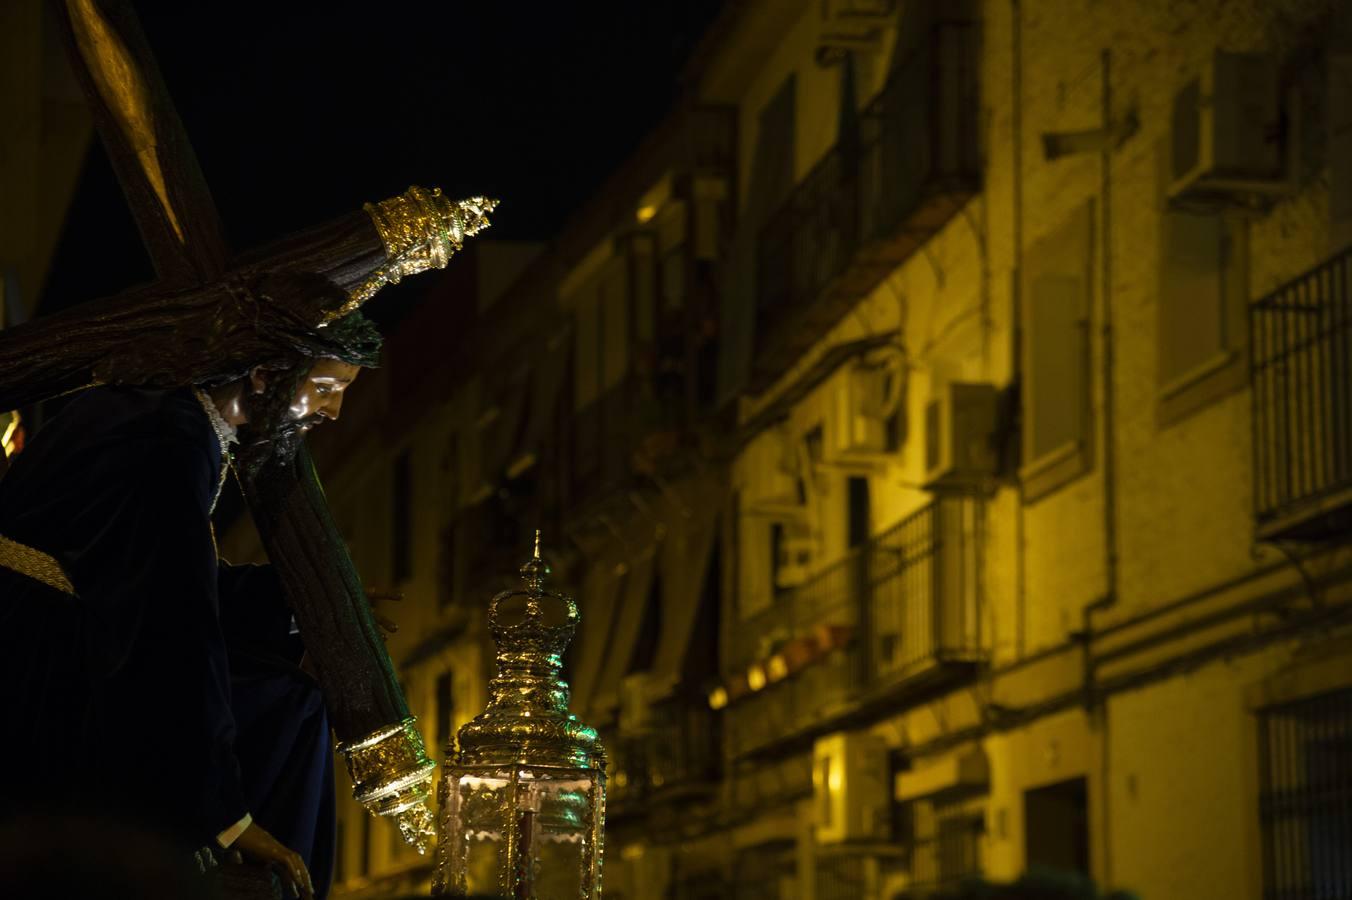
[1019,199,1096,502]
[1154,140,1251,428]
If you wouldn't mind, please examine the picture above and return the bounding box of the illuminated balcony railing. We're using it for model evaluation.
[725,496,984,758]
[751,22,978,393]
[1252,244,1352,540]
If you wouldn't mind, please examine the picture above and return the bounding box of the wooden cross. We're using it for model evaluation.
[0,0,485,853]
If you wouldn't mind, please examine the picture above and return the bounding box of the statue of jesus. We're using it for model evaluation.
[0,311,383,900]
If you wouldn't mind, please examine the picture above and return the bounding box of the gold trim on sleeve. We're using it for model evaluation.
[0,535,76,596]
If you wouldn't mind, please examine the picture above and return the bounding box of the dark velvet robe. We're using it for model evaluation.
[0,387,334,897]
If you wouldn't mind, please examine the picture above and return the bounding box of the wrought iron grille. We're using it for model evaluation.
[605,703,720,810]
[726,495,984,757]
[1251,246,1352,537]
[869,495,984,680]
[906,798,984,895]
[816,854,871,900]
[1257,688,1352,900]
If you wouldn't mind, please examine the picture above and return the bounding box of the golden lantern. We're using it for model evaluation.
[432,534,606,898]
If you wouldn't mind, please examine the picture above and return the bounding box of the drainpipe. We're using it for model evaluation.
[1091,46,1119,889]
[1011,0,1027,660]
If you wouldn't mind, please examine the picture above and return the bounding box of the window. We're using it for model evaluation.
[436,670,455,754]
[391,450,413,583]
[1156,199,1249,425]
[569,255,637,487]
[1258,688,1352,899]
[816,855,868,900]
[847,476,870,549]
[909,796,984,891]
[937,811,983,885]
[1020,200,1095,501]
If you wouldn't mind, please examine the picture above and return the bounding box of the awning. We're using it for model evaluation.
[647,473,725,700]
[506,330,570,479]
[589,546,658,719]
[568,556,627,718]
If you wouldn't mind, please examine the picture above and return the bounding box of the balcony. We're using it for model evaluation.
[567,370,701,531]
[725,496,985,758]
[1252,245,1352,540]
[605,703,720,818]
[750,22,979,394]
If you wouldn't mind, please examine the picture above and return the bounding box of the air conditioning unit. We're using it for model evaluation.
[774,523,817,590]
[814,731,891,844]
[618,672,653,736]
[924,382,997,490]
[1167,51,1288,201]
[822,362,902,467]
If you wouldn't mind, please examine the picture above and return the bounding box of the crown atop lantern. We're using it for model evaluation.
[452,531,605,771]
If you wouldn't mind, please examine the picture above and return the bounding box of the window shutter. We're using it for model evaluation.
[1021,200,1094,499]
[1159,210,1227,391]
[1027,274,1089,461]
[1154,134,1250,426]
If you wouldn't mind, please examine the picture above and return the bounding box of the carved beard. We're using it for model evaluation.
[234,365,312,479]
[267,413,325,464]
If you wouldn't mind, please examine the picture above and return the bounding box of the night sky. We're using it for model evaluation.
[42,0,725,326]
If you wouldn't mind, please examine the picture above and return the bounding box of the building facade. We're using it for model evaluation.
[223,1,1352,897]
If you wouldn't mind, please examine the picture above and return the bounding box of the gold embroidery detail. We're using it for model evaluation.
[0,535,76,596]
[324,187,497,325]
[336,717,438,853]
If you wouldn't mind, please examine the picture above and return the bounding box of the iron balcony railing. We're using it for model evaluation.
[605,703,720,813]
[569,371,690,500]
[727,495,984,757]
[751,22,979,391]
[1252,245,1352,538]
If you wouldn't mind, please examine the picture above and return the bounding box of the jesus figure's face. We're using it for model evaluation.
[287,359,361,434]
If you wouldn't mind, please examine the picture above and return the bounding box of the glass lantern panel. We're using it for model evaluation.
[452,770,513,895]
[518,769,599,899]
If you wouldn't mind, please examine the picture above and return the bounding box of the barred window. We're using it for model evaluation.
[817,854,870,900]
[1258,688,1352,900]
[907,797,983,894]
